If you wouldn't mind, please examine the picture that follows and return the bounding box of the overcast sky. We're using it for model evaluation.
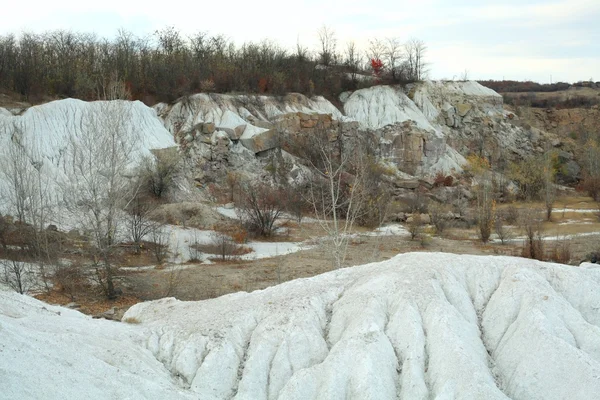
[1,0,598,83]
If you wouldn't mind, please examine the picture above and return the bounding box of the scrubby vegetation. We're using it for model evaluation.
[0,27,428,103]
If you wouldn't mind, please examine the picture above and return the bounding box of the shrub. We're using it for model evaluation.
[519,210,545,260]
[237,182,285,237]
[408,214,423,240]
[54,264,87,301]
[142,151,181,198]
[433,173,454,187]
[429,203,451,235]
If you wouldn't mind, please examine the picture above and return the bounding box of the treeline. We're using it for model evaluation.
[479,80,571,93]
[0,27,428,104]
[503,93,600,109]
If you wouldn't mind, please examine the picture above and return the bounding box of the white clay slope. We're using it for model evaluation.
[2,256,600,399]
[120,252,600,400]
[0,99,177,215]
[0,285,194,400]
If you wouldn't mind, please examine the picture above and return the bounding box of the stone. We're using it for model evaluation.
[240,129,279,153]
[300,119,317,129]
[65,302,80,309]
[253,120,275,130]
[419,213,431,224]
[395,179,420,189]
[456,103,472,117]
[202,122,216,134]
[418,178,434,190]
[217,124,246,141]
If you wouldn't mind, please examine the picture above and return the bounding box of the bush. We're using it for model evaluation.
[142,151,181,198]
[429,203,451,235]
[54,264,88,301]
[519,210,545,260]
[433,173,454,187]
[237,182,285,237]
[408,214,423,240]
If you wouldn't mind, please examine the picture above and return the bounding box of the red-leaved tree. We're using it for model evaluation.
[370,58,384,81]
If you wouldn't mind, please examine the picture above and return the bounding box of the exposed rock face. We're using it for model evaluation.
[342,81,555,175]
[155,93,342,154]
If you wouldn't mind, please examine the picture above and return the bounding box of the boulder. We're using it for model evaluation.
[239,129,279,153]
[456,103,472,117]
[202,122,216,134]
[395,179,420,189]
[217,124,246,141]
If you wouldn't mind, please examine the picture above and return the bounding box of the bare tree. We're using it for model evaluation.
[126,194,156,254]
[317,25,337,66]
[149,223,169,264]
[0,123,55,289]
[542,150,557,221]
[366,38,386,65]
[61,101,140,299]
[405,38,428,81]
[494,215,512,245]
[467,155,494,243]
[142,150,181,198]
[237,182,284,237]
[344,41,361,84]
[304,130,368,269]
[520,210,545,260]
[383,37,403,81]
[1,259,35,294]
[210,231,242,261]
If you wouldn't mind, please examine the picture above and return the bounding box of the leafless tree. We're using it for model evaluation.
[383,37,403,81]
[405,38,428,81]
[304,130,369,269]
[1,259,35,294]
[317,25,337,66]
[520,210,545,260]
[0,123,55,289]
[163,263,183,297]
[210,231,242,261]
[141,150,181,198]
[126,194,157,254]
[366,38,386,65]
[344,41,361,83]
[237,182,285,237]
[61,101,140,299]
[542,150,557,221]
[149,223,169,264]
[408,214,423,241]
[494,214,512,245]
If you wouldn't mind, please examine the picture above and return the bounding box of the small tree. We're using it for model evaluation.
[237,182,284,237]
[210,231,242,261]
[142,150,180,198]
[520,210,545,260]
[149,224,169,264]
[467,155,495,243]
[1,259,35,294]
[303,129,369,268]
[408,214,423,240]
[126,194,156,254]
[494,213,512,245]
[61,101,141,299]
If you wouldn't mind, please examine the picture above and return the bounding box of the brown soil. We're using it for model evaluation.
[34,194,600,317]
